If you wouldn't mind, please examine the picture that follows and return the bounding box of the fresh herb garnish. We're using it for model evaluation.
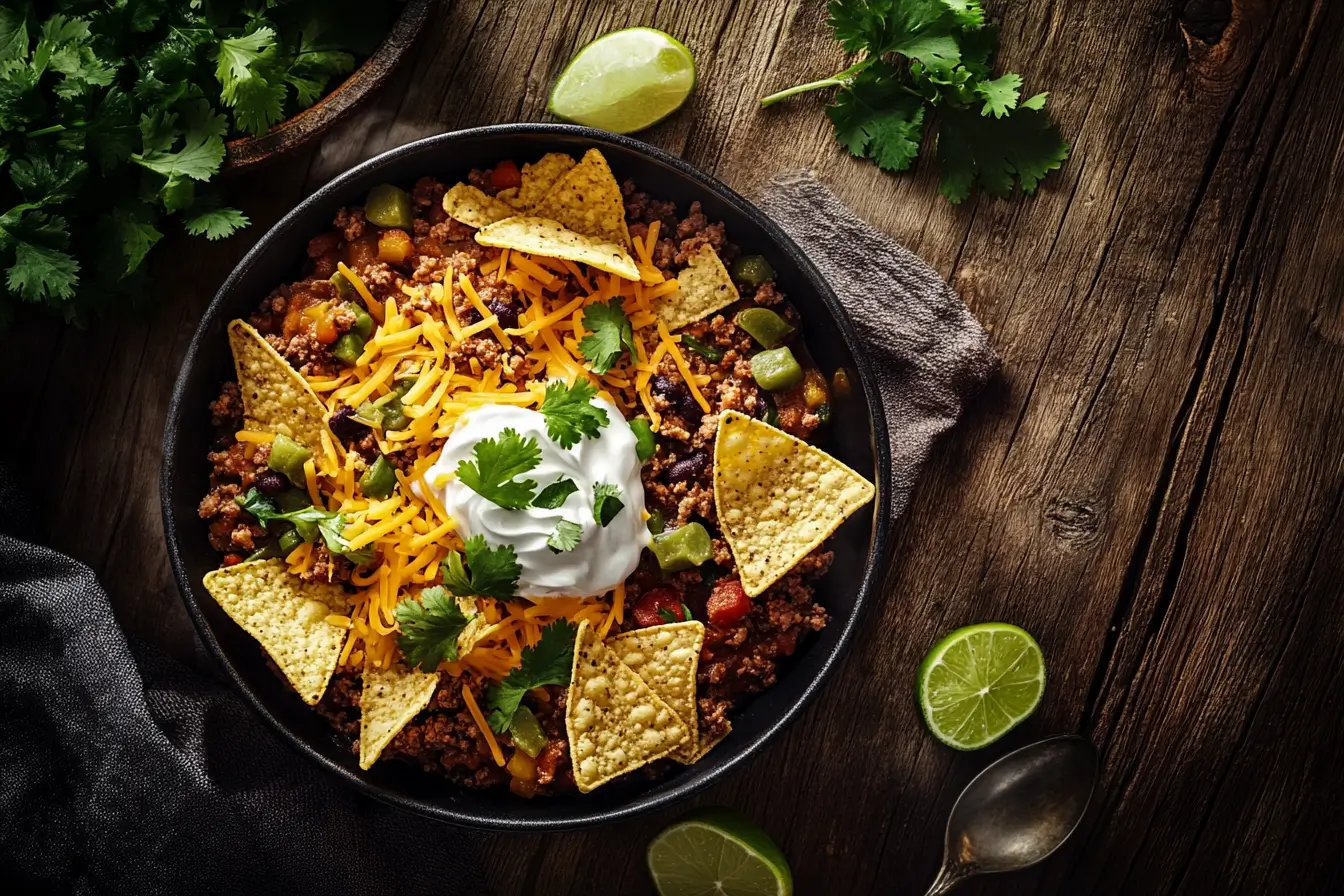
[577,299,638,375]
[235,487,371,564]
[394,586,475,671]
[760,0,1068,203]
[656,603,694,624]
[440,535,521,600]
[546,519,583,553]
[680,335,723,362]
[486,620,579,732]
[593,482,624,527]
[533,477,579,509]
[629,417,657,463]
[455,428,541,509]
[539,378,609,448]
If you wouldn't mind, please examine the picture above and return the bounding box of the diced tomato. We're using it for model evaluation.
[491,160,522,191]
[707,578,751,628]
[632,586,686,628]
[222,553,245,567]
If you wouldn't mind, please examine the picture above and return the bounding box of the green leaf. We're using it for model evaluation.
[828,0,961,65]
[214,27,287,137]
[7,240,77,303]
[87,88,138,171]
[539,378,609,448]
[940,0,985,28]
[108,205,162,276]
[455,427,542,509]
[532,477,579,509]
[9,153,86,203]
[132,132,225,183]
[547,519,582,553]
[577,299,637,375]
[232,487,371,564]
[485,620,578,732]
[936,101,1069,203]
[183,206,249,240]
[440,534,521,600]
[593,482,624,527]
[974,72,1021,118]
[828,65,926,172]
[630,417,656,463]
[0,6,29,63]
[395,586,475,671]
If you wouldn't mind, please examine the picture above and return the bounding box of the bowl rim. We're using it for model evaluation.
[162,123,894,831]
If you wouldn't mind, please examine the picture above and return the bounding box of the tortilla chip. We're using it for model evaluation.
[677,722,730,765]
[566,620,689,793]
[475,216,639,280]
[359,661,440,769]
[202,558,349,705]
[456,595,487,657]
[496,186,520,205]
[512,152,578,210]
[442,183,516,229]
[530,148,631,248]
[714,410,876,596]
[654,244,741,330]
[609,621,705,761]
[227,319,329,456]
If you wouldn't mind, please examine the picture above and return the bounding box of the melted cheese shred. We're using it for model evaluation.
[300,231,700,685]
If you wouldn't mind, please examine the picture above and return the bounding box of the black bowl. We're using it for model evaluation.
[162,124,893,831]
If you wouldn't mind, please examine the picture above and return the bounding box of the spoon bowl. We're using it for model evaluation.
[926,735,1098,894]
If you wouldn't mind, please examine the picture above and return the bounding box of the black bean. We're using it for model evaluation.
[486,299,519,331]
[678,394,704,422]
[665,453,708,484]
[256,471,288,496]
[328,405,367,443]
[651,374,685,398]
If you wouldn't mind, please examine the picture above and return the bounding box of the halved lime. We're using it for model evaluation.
[548,28,696,134]
[917,623,1046,751]
[647,808,793,896]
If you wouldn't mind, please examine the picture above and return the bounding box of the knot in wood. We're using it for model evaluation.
[1044,498,1103,548]
[1180,0,1233,45]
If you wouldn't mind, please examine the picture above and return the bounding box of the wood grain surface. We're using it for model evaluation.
[12,0,1344,892]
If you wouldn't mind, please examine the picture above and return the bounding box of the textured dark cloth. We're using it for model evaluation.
[0,172,992,896]
[0,468,488,896]
[758,171,999,522]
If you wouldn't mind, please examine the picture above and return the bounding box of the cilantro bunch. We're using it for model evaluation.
[761,0,1069,203]
[0,1,392,326]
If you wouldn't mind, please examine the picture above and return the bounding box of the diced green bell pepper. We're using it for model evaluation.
[277,526,306,555]
[267,433,311,487]
[364,184,413,229]
[729,254,775,288]
[735,307,795,348]
[630,417,656,463]
[649,522,712,571]
[330,271,354,300]
[646,509,666,535]
[348,303,374,339]
[508,705,547,758]
[750,347,803,392]
[331,332,365,366]
[359,455,397,499]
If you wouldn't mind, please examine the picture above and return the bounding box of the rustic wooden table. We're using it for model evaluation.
[12,0,1344,892]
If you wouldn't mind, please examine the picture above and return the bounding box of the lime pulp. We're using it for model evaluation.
[548,27,696,134]
[647,808,793,896]
[917,623,1046,750]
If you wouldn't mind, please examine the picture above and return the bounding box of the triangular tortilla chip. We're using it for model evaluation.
[456,595,487,658]
[202,558,349,705]
[654,244,740,330]
[442,183,516,229]
[609,621,705,761]
[530,148,631,248]
[475,216,639,280]
[227,319,329,456]
[566,620,689,792]
[677,721,730,765]
[359,661,440,769]
[714,410,876,596]
[511,152,577,210]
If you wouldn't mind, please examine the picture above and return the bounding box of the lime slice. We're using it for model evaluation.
[548,28,696,133]
[647,808,793,896]
[917,623,1046,751]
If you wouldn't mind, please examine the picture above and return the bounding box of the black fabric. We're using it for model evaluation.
[0,465,488,896]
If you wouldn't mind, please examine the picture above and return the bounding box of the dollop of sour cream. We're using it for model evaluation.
[424,397,649,599]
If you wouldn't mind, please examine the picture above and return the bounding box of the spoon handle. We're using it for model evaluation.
[923,864,974,896]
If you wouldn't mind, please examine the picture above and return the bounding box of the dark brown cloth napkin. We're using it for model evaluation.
[758,170,999,523]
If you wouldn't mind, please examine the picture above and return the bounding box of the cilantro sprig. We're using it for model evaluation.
[577,299,638,375]
[760,0,1068,203]
[547,520,583,553]
[440,535,522,600]
[593,483,625,527]
[455,428,541,509]
[235,487,372,565]
[539,379,609,448]
[394,586,476,671]
[485,620,579,733]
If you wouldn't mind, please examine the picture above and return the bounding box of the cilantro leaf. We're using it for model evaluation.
[131,128,225,183]
[593,483,624,527]
[974,72,1021,118]
[395,586,475,671]
[455,428,541,508]
[183,206,249,240]
[936,101,1069,203]
[827,63,926,172]
[233,487,373,564]
[485,620,578,732]
[0,210,77,303]
[577,299,637,375]
[827,0,961,66]
[533,477,579,509]
[547,519,582,553]
[106,206,163,276]
[215,27,288,136]
[539,378,609,448]
[440,534,521,600]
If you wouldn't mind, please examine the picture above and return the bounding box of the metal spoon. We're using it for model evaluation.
[923,735,1098,895]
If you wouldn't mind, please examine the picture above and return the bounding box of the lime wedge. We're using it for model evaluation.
[548,28,696,133]
[647,808,793,896]
[917,623,1046,751]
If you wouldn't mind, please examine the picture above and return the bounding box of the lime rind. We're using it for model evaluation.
[648,809,792,896]
[548,27,696,134]
[917,623,1045,751]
